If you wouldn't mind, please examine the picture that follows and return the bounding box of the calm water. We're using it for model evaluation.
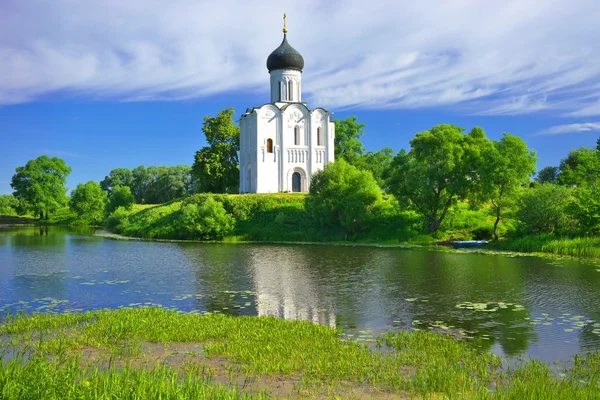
[1,226,600,362]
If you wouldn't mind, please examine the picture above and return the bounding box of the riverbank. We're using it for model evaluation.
[1,308,598,399]
[0,216,38,226]
[490,235,600,258]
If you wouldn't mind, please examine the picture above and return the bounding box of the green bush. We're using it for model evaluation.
[105,206,131,233]
[471,225,494,240]
[106,186,135,214]
[177,196,235,240]
[306,159,382,239]
[69,181,108,224]
[0,195,19,216]
[516,184,576,234]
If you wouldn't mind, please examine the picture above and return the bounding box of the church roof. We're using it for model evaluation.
[266,34,304,72]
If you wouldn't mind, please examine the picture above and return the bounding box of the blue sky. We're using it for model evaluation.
[1,0,600,195]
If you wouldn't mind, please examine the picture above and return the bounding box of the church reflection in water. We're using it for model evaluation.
[246,246,336,328]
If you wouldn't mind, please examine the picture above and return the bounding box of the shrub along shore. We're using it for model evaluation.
[95,193,600,259]
[3,193,600,259]
[1,307,599,399]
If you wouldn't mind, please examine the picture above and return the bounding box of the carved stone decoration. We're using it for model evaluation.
[263,109,275,119]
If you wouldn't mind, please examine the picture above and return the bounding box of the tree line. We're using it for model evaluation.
[2,107,599,242]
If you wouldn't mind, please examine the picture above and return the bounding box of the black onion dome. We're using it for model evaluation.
[266,34,304,72]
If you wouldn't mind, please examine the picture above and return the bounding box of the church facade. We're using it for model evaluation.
[239,18,335,193]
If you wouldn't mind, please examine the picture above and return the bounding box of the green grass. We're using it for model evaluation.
[1,308,599,398]
[492,234,600,258]
[107,193,424,244]
[0,357,260,399]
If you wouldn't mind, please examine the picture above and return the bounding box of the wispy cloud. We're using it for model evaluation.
[37,149,96,160]
[537,122,600,135]
[566,100,600,117]
[1,0,600,116]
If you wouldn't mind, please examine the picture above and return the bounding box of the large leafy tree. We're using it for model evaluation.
[145,165,192,203]
[557,147,600,187]
[100,168,134,195]
[192,108,240,193]
[536,166,558,184]
[387,124,484,233]
[11,155,71,219]
[334,116,366,165]
[306,159,382,238]
[131,165,153,203]
[106,186,135,214]
[69,181,108,222]
[358,147,396,187]
[476,133,537,240]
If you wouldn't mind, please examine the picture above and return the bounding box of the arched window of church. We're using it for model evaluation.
[317,127,322,146]
[288,81,294,101]
[294,126,300,145]
[266,138,273,153]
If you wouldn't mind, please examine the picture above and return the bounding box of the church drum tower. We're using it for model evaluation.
[239,15,335,193]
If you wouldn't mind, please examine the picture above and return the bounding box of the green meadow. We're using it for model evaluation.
[1,308,599,399]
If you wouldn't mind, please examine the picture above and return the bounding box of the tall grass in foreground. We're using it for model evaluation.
[1,308,599,399]
[493,234,600,258]
[0,357,259,400]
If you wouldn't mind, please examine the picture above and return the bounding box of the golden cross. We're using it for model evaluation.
[283,13,288,34]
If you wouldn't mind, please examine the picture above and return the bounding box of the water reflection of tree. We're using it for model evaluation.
[365,249,537,357]
[176,241,600,359]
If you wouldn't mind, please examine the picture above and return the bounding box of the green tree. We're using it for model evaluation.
[0,194,19,216]
[358,147,396,187]
[69,181,108,222]
[387,125,483,233]
[477,133,537,240]
[10,155,71,219]
[100,168,134,195]
[569,184,600,235]
[306,159,382,238]
[106,186,135,214]
[192,108,240,193]
[145,165,192,203]
[557,147,600,187]
[177,196,235,240]
[131,165,152,203]
[334,116,366,165]
[536,166,558,184]
[516,184,575,234]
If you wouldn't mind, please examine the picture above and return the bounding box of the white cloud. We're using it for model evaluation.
[537,122,600,135]
[566,100,600,117]
[1,0,600,116]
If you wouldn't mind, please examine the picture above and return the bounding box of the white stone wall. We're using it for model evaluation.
[239,103,334,194]
[269,69,302,103]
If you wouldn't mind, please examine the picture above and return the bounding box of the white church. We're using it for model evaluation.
[239,16,335,193]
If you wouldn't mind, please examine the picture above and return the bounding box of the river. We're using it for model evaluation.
[1,225,600,363]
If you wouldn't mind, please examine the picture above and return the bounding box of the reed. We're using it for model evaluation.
[493,234,600,258]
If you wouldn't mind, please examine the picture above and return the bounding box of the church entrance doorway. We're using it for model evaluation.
[292,172,301,192]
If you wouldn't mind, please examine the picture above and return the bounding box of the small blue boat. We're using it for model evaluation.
[452,240,489,248]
